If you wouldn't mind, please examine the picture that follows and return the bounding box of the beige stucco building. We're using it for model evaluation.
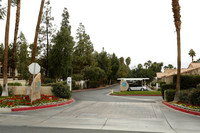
[156,63,200,84]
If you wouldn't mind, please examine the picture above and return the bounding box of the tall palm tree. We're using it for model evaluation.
[188,49,196,62]
[172,0,181,102]
[3,0,12,96]
[0,0,6,20]
[29,0,45,84]
[12,0,21,80]
[125,57,131,74]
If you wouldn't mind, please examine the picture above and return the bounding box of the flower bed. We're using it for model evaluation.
[172,102,200,112]
[0,95,66,108]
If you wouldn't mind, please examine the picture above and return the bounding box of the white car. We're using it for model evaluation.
[127,84,148,91]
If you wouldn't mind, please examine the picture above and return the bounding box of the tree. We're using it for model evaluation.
[12,0,21,80]
[29,0,45,84]
[164,64,174,69]
[17,32,30,80]
[0,0,6,20]
[118,57,127,78]
[188,49,196,62]
[49,8,74,81]
[73,23,94,74]
[2,0,11,96]
[172,0,181,102]
[97,49,112,84]
[125,57,131,74]
[110,53,120,82]
[38,0,55,77]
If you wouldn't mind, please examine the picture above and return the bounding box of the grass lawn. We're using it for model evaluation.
[112,91,162,95]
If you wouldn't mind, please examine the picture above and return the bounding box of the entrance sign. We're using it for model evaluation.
[120,80,129,92]
[29,73,41,102]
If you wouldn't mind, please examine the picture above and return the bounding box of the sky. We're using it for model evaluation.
[1,0,200,69]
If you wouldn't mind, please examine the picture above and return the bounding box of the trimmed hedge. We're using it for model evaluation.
[51,83,71,99]
[0,84,2,96]
[165,89,175,102]
[8,82,22,86]
[188,89,200,106]
[174,75,200,90]
[161,84,176,99]
[88,80,99,88]
[179,90,190,103]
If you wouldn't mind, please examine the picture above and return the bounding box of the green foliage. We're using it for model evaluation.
[42,78,56,84]
[173,75,200,90]
[179,90,190,103]
[17,32,30,80]
[188,89,200,106]
[49,8,74,80]
[51,83,71,99]
[72,80,81,90]
[161,84,176,99]
[73,23,94,75]
[165,89,175,102]
[0,84,2,96]
[88,80,99,88]
[83,66,105,81]
[72,74,84,81]
[0,0,6,20]
[110,53,120,81]
[7,82,22,86]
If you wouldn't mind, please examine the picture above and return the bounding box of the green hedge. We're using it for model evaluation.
[0,84,2,96]
[88,80,99,88]
[165,89,175,102]
[51,83,71,99]
[161,84,176,99]
[188,89,200,106]
[173,75,200,90]
[7,82,22,86]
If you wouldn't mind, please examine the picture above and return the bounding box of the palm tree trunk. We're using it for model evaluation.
[174,30,181,102]
[29,0,45,85]
[172,0,181,102]
[12,0,21,80]
[2,0,11,96]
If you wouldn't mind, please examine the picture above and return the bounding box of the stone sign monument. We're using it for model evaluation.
[120,80,129,92]
[29,73,41,102]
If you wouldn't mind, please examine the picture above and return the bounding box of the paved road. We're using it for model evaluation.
[0,85,200,133]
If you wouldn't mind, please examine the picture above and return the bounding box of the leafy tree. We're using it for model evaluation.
[49,8,74,81]
[17,32,30,80]
[110,53,120,82]
[188,49,196,62]
[118,57,127,78]
[73,23,94,75]
[96,49,112,84]
[125,57,131,74]
[83,66,105,81]
[164,64,175,69]
[172,0,181,102]
[38,0,55,77]
[0,0,6,20]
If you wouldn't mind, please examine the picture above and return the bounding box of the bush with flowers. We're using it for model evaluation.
[0,94,66,108]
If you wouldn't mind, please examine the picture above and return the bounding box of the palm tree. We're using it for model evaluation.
[125,57,131,74]
[188,49,196,62]
[172,0,181,102]
[29,0,45,84]
[0,0,6,20]
[12,0,21,80]
[2,0,12,96]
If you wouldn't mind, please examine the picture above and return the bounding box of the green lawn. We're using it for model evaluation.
[112,91,161,95]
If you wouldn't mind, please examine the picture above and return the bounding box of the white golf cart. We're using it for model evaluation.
[118,78,149,91]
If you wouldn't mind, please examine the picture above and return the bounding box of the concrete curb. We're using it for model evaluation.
[72,84,119,92]
[11,98,74,112]
[162,101,200,116]
[110,94,162,96]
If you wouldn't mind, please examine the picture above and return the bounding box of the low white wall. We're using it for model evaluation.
[8,86,54,96]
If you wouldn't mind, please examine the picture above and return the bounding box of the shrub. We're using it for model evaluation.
[165,89,175,102]
[43,78,56,84]
[51,83,71,99]
[0,84,2,96]
[88,80,99,88]
[161,84,176,99]
[179,90,190,103]
[7,82,22,86]
[174,75,200,90]
[188,89,200,106]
